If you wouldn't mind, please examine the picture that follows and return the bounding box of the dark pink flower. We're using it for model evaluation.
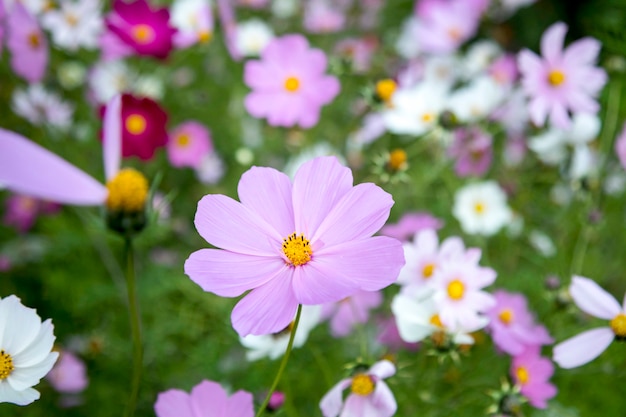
[6,2,48,82]
[116,93,169,161]
[105,0,177,60]
[511,347,557,409]
[244,34,340,129]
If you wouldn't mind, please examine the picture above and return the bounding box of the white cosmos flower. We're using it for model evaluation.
[447,76,505,123]
[235,19,274,57]
[11,85,74,129]
[453,181,513,236]
[88,60,138,104]
[0,295,58,406]
[382,82,448,136]
[41,0,103,51]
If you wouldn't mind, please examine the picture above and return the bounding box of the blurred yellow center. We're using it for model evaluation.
[0,350,14,380]
[125,114,147,135]
[447,27,462,41]
[375,79,397,102]
[282,233,312,266]
[429,314,443,328]
[422,263,435,279]
[499,308,514,325]
[610,313,626,337]
[132,24,155,44]
[515,366,529,385]
[105,168,149,212]
[388,149,407,171]
[421,113,434,123]
[474,202,485,214]
[198,30,212,43]
[65,13,78,26]
[548,70,565,86]
[177,133,191,147]
[351,374,375,396]
[28,32,41,49]
[284,77,300,92]
[447,279,465,300]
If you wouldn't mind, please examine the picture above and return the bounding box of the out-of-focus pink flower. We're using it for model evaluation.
[155,380,254,417]
[99,30,134,61]
[486,290,553,356]
[376,316,420,351]
[184,156,404,336]
[167,121,212,168]
[3,194,43,233]
[237,0,270,8]
[614,121,626,170]
[105,0,177,59]
[379,212,443,242]
[303,0,345,33]
[553,276,626,368]
[321,290,383,337]
[447,127,493,178]
[489,54,519,86]
[6,2,48,82]
[517,22,607,129]
[46,351,89,394]
[267,391,285,411]
[243,34,340,129]
[0,1,5,55]
[216,0,242,60]
[334,36,378,74]
[511,347,557,409]
[320,360,397,417]
[0,256,11,271]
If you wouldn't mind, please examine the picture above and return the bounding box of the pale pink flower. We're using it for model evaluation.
[321,290,383,337]
[614,121,626,170]
[553,276,626,368]
[379,212,443,241]
[6,2,48,82]
[447,127,493,178]
[243,34,340,129]
[511,347,557,409]
[303,0,345,34]
[46,351,88,394]
[517,22,607,128]
[167,121,212,169]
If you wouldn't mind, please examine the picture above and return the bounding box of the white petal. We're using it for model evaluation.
[8,352,58,392]
[570,276,621,319]
[0,381,40,406]
[553,327,614,369]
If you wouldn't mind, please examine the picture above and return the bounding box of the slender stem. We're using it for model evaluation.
[123,237,143,417]
[255,304,302,417]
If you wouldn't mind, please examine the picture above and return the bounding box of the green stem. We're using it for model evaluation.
[254,304,302,417]
[123,237,143,417]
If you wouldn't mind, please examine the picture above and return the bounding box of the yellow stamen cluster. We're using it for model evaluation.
[132,24,155,44]
[498,308,514,325]
[429,314,443,328]
[125,114,147,135]
[198,30,212,43]
[474,202,485,214]
[421,112,434,123]
[547,70,565,86]
[422,263,435,279]
[177,133,191,147]
[105,168,149,213]
[447,279,465,300]
[387,149,408,172]
[375,79,397,103]
[284,77,300,92]
[515,366,529,385]
[0,350,14,380]
[610,313,626,338]
[351,374,375,396]
[282,233,312,266]
[28,32,41,49]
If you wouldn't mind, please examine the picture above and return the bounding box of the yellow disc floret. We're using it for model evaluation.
[447,279,465,300]
[387,149,408,172]
[351,374,375,396]
[105,168,149,213]
[284,77,300,92]
[610,313,626,338]
[515,366,529,385]
[547,70,565,86]
[422,262,436,279]
[282,233,312,266]
[498,308,514,325]
[0,350,14,380]
[375,79,397,103]
[125,114,147,135]
[132,24,155,44]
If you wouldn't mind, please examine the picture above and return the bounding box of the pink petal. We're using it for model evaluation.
[370,381,397,417]
[194,194,281,256]
[292,156,353,237]
[569,276,621,319]
[224,391,254,417]
[369,360,395,379]
[0,129,107,205]
[190,380,226,415]
[103,94,122,181]
[291,261,363,305]
[549,103,571,129]
[237,166,294,237]
[231,268,299,336]
[154,389,194,417]
[553,327,614,369]
[540,22,567,64]
[517,49,542,76]
[244,61,279,90]
[312,183,393,247]
[528,96,549,127]
[563,37,601,67]
[184,249,284,297]
[319,379,351,417]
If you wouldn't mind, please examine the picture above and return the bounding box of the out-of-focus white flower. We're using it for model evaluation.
[529,230,556,257]
[171,0,213,48]
[604,169,626,195]
[240,305,321,361]
[88,60,137,104]
[135,75,165,100]
[0,295,59,406]
[461,40,502,78]
[395,17,420,59]
[195,152,225,184]
[3,0,47,14]
[421,54,460,88]
[41,0,103,51]
[57,61,87,90]
[382,82,448,136]
[235,19,274,57]
[453,181,513,236]
[11,85,74,129]
[271,0,298,18]
[283,142,345,179]
[447,76,505,123]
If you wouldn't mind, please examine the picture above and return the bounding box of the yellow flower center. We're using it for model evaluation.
[375,79,397,103]
[198,30,212,43]
[125,114,147,135]
[429,314,443,328]
[105,168,149,213]
[28,32,41,49]
[0,350,14,380]
[474,201,485,214]
[282,233,312,266]
[515,366,529,385]
[351,374,375,396]
[447,279,465,300]
[176,133,191,147]
[284,77,300,92]
[422,263,435,279]
[610,313,626,337]
[132,24,155,44]
[498,308,514,325]
[387,149,408,171]
[547,70,565,86]
[447,27,462,41]
[65,12,78,26]
[421,113,434,123]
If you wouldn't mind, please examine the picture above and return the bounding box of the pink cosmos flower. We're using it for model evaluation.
[2,193,58,233]
[320,360,397,417]
[447,127,493,178]
[6,2,48,82]
[486,290,553,356]
[614,121,626,170]
[243,34,340,129]
[167,121,212,169]
[321,290,383,337]
[0,1,5,55]
[155,380,254,417]
[379,212,443,241]
[488,54,519,86]
[375,316,420,351]
[517,22,607,129]
[105,0,177,60]
[216,0,242,61]
[553,275,626,368]
[511,347,557,409]
[46,351,89,394]
[303,0,345,34]
[184,156,405,336]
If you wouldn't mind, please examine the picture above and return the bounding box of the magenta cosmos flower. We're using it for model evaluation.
[184,156,404,336]
[553,275,626,368]
[517,22,607,129]
[155,380,253,417]
[243,34,340,128]
[6,2,48,83]
[320,360,397,417]
[106,0,177,60]
[511,347,557,409]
